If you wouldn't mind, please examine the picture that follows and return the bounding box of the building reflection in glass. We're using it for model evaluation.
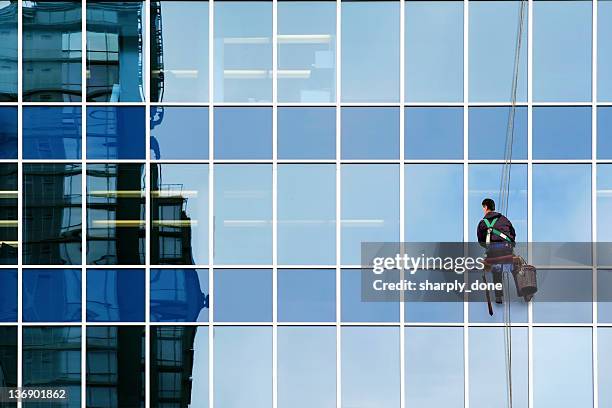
[0,107,17,159]
[22,0,82,102]
[151,164,208,265]
[86,1,145,102]
[23,327,81,408]
[87,326,145,408]
[0,164,17,264]
[87,164,145,265]
[150,326,208,408]
[23,269,81,322]
[0,270,17,322]
[23,107,82,159]
[0,327,17,408]
[151,269,208,322]
[87,269,145,323]
[87,106,145,160]
[0,1,17,102]
[23,164,82,265]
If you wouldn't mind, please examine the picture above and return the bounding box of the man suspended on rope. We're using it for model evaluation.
[477,198,516,304]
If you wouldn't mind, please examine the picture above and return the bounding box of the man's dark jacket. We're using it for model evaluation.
[477,211,516,261]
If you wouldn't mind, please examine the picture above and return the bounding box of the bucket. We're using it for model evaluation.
[512,262,537,299]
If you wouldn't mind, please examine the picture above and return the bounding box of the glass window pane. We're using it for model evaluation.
[87,106,146,160]
[150,106,209,160]
[0,163,17,264]
[86,1,145,102]
[213,269,272,322]
[405,327,463,407]
[214,107,272,160]
[0,269,17,322]
[86,164,145,265]
[405,0,463,102]
[23,0,82,102]
[599,328,612,406]
[533,328,593,407]
[533,0,592,102]
[0,1,17,101]
[23,164,82,265]
[278,164,335,265]
[598,107,612,159]
[598,0,612,101]
[0,107,17,159]
[151,164,208,265]
[341,107,399,160]
[598,165,612,243]
[469,0,528,102]
[469,107,528,160]
[214,1,272,102]
[0,327,17,393]
[278,327,336,408]
[405,107,463,160]
[277,107,335,160]
[404,268,464,323]
[341,164,399,264]
[87,269,145,322]
[278,1,336,103]
[150,269,209,322]
[342,269,399,322]
[278,269,335,322]
[23,269,81,322]
[341,327,400,408]
[533,269,592,323]
[533,107,591,160]
[214,164,272,265]
[214,327,272,408]
[341,0,399,102]
[152,1,209,102]
[23,107,82,159]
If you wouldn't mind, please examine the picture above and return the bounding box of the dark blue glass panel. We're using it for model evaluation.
[87,106,146,159]
[150,269,209,322]
[150,106,209,160]
[0,164,17,265]
[87,269,145,322]
[405,107,463,160]
[0,1,17,101]
[278,269,335,322]
[0,107,17,158]
[469,107,527,160]
[341,269,399,322]
[214,107,272,160]
[0,327,17,403]
[598,107,612,159]
[342,107,399,159]
[214,269,272,322]
[23,269,81,322]
[277,107,335,160]
[533,107,591,159]
[0,269,17,322]
[23,107,82,159]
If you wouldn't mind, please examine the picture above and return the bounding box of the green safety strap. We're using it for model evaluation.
[483,218,497,228]
[483,217,512,242]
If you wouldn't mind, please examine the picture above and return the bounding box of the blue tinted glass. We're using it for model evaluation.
[150,269,209,322]
[342,269,399,322]
[533,165,591,242]
[278,1,336,103]
[469,107,528,160]
[278,269,335,322]
[214,269,272,322]
[214,327,272,408]
[598,165,612,242]
[150,106,209,160]
[151,164,209,265]
[0,107,17,159]
[469,1,528,102]
[342,0,400,102]
[214,165,272,265]
[0,1,17,101]
[0,164,17,265]
[600,328,612,406]
[23,1,81,102]
[405,107,463,160]
[533,0,592,102]
[404,269,464,323]
[87,107,145,159]
[23,107,82,159]
[214,1,272,102]
[534,328,593,407]
[277,107,335,160]
[341,107,399,159]
[0,269,17,322]
[278,327,336,408]
[598,107,612,159]
[533,107,591,159]
[405,1,463,102]
[214,107,272,160]
[599,270,612,322]
[342,327,400,407]
[600,1,612,101]
[23,269,81,322]
[152,1,209,102]
[86,1,144,102]
[86,269,145,322]
[278,164,335,265]
[533,269,592,323]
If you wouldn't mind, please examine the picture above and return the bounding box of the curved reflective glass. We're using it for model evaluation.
[150,269,209,322]
[405,107,463,160]
[86,268,145,322]
[469,107,527,160]
[23,269,81,322]
[214,269,272,322]
[0,106,17,159]
[277,107,335,160]
[0,269,17,322]
[0,1,17,101]
[87,106,146,160]
[278,269,335,322]
[0,163,17,265]
[341,107,399,159]
[533,106,591,160]
[214,107,272,160]
[150,106,209,160]
[23,107,82,160]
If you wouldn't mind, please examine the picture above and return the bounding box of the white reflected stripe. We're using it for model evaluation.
[93,220,145,226]
[153,220,198,227]
[0,191,18,198]
[277,34,332,44]
[341,219,385,226]
[89,190,145,197]
[0,220,18,227]
[151,190,199,198]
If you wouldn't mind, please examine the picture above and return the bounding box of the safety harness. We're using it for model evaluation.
[483,217,513,245]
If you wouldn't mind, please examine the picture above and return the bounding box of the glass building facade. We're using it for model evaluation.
[0,0,610,407]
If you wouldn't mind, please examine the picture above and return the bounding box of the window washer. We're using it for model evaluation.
[477,198,516,304]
